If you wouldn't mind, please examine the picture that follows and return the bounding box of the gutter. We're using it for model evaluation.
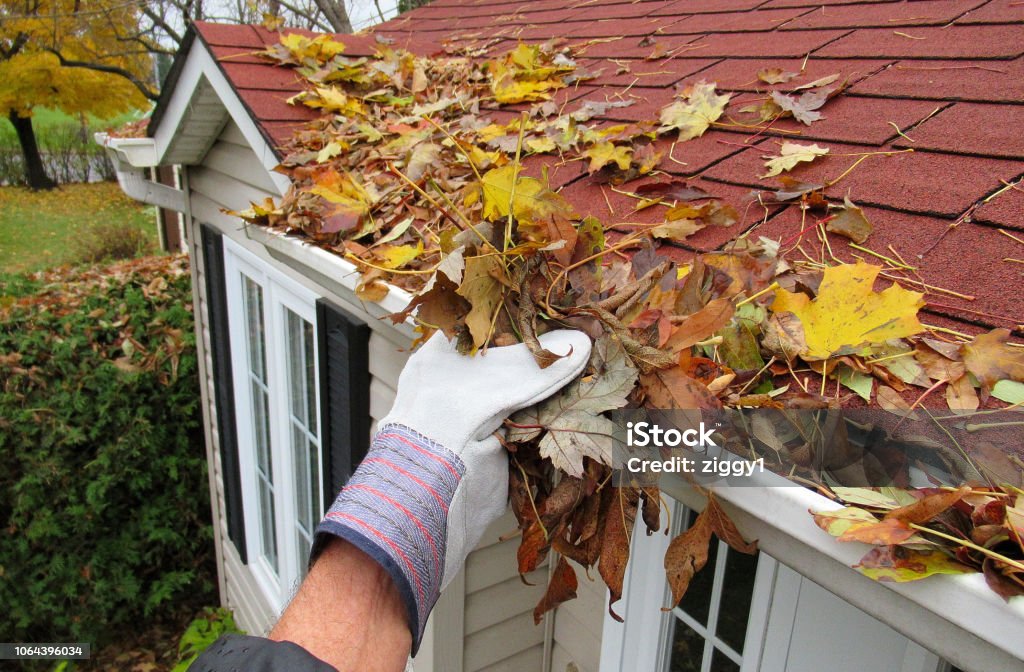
[661,471,1024,671]
[94,132,186,213]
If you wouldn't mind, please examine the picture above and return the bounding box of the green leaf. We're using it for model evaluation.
[992,379,1024,405]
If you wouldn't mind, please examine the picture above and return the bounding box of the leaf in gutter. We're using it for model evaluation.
[374,216,414,247]
[813,506,880,536]
[761,142,829,178]
[884,485,971,525]
[378,242,423,269]
[856,547,973,582]
[838,517,916,545]
[983,557,1024,601]
[827,196,873,244]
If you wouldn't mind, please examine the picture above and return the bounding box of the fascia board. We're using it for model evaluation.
[151,41,290,197]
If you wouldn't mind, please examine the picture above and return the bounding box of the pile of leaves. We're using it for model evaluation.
[231,32,1024,615]
[815,486,1024,599]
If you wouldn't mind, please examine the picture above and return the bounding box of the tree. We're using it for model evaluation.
[0,1,149,189]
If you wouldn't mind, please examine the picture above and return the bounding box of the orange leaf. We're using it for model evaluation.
[664,506,713,607]
[533,557,579,624]
[884,486,972,525]
[838,518,916,545]
[599,488,639,621]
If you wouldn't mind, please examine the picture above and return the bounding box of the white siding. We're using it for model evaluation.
[187,117,580,669]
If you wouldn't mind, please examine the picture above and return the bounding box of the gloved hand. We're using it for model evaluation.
[311,329,591,653]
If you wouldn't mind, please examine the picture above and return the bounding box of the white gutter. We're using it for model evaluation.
[243,222,417,339]
[94,132,186,213]
[661,471,1024,671]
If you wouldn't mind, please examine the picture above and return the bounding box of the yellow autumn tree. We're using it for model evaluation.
[0,0,151,188]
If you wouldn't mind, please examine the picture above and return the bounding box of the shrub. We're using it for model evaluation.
[71,219,156,265]
[0,254,213,646]
[171,607,244,672]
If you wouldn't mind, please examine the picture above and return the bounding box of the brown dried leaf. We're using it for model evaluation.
[961,328,1024,392]
[665,298,735,353]
[885,486,972,525]
[534,557,579,624]
[599,488,639,621]
[664,505,713,606]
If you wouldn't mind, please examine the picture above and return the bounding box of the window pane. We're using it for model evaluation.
[252,380,272,480]
[303,319,317,432]
[669,620,705,672]
[258,477,278,574]
[716,547,759,652]
[310,437,321,518]
[242,277,266,381]
[710,649,740,672]
[293,424,311,534]
[287,310,306,422]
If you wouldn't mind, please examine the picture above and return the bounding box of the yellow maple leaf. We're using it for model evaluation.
[479,166,576,224]
[761,142,829,178]
[771,262,925,360]
[658,81,731,141]
[583,142,633,173]
[379,242,424,269]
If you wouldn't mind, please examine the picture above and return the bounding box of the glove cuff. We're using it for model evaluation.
[311,424,465,654]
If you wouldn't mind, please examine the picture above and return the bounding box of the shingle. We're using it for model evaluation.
[895,103,1024,159]
[720,95,943,145]
[685,29,850,57]
[816,24,1024,59]
[219,63,307,91]
[750,206,1024,330]
[955,0,1024,23]
[780,0,985,30]
[577,57,721,87]
[235,89,317,122]
[974,180,1024,231]
[702,140,1024,217]
[659,7,813,33]
[850,59,1024,103]
[694,57,891,91]
[649,0,773,15]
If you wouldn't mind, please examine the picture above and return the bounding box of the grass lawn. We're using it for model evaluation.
[0,182,158,273]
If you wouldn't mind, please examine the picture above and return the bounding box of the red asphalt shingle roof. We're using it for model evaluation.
[190,0,1024,338]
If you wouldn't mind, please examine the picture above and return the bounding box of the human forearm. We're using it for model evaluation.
[270,537,411,672]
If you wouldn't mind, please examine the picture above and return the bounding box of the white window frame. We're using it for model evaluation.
[224,239,324,610]
[600,494,946,672]
[599,497,777,672]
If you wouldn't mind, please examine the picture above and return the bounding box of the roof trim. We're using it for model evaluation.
[144,25,290,196]
[147,26,198,138]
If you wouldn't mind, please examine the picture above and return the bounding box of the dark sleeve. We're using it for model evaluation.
[188,634,338,672]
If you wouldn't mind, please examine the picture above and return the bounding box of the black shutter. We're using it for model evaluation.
[317,299,371,499]
[200,224,247,563]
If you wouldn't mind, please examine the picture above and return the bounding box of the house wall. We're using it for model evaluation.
[185,118,576,669]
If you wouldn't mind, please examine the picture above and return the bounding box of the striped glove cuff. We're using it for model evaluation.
[311,424,465,653]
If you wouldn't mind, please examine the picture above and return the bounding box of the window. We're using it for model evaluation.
[668,510,761,672]
[600,497,775,672]
[225,240,324,605]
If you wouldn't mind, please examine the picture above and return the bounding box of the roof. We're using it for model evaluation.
[180,1,1023,339]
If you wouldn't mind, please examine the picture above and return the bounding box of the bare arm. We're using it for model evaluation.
[270,538,412,672]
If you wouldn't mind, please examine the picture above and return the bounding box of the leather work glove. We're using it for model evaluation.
[311,329,591,653]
